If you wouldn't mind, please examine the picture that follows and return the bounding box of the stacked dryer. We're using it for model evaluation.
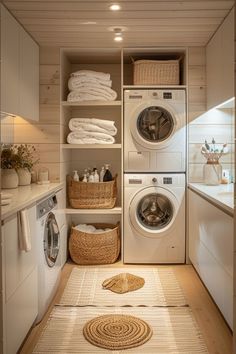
[123,89,186,264]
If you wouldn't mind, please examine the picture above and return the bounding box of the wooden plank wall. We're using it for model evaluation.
[14,46,61,182]
[188,46,234,183]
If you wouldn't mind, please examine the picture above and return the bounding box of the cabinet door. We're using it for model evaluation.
[0,5,20,116]
[206,8,234,110]
[19,27,39,121]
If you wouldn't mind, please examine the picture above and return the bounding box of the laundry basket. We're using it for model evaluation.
[68,174,117,209]
[133,59,180,85]
[69,223,120,265]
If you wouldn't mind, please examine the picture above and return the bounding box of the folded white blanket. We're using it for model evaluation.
[67,86,117,102]
[69,118,117,136]
[71,70,110,81]
[68,76,112,91]
[74,224,111,233]
[67,131,115,144]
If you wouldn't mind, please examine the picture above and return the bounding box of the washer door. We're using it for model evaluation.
[129,186,178,238]
[44,212,60,267]
[130,101,177,150]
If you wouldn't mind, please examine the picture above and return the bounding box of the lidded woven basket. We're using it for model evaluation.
[68,174,117,209]
[133,59,180,85]
[69,223,120,265]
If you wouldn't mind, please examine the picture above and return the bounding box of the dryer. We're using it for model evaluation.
[124,89,186,172]
[124,173,185,264]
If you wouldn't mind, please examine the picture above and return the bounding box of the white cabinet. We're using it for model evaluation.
[19,26,39,121]
[0,5,20,116]
[0,4,39,121]
[206,8,234,110]
[188,189,233,328]
[1,204,38,354]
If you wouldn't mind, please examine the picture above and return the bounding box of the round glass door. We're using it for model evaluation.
[44,212,60,267]
[137,106,174,143]
[137,193,173,230]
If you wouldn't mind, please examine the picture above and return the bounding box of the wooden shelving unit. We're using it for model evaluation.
[61,100,122,107]
[64,207,122,215]
[61,144,122,149]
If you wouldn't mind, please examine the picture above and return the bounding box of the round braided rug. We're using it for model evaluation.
[83,314,153,350]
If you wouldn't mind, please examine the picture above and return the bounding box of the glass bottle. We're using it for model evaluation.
[94,169,99,182]
[100,166,105,182]
[82,174,87,182]
[103,164,113,182]
[73,170,79,181]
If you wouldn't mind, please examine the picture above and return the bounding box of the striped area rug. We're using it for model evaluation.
[57,267,188,307]
[33,306,209,354]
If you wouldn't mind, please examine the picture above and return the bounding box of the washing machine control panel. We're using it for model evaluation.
[37,195,58,219]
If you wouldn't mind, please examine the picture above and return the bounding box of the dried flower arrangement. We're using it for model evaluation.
[201,138,228,164]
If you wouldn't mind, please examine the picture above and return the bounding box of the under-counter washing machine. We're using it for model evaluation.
[124,173,185,264]
[124,89,186,172]
[36,193,62,323]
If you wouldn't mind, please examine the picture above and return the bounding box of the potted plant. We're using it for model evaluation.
[1,144,19,189]
[14,144,39,186]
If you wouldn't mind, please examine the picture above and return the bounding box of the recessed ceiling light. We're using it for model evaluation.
[81,21,97,25]
[114,36,123,42]
[110,4,121,11]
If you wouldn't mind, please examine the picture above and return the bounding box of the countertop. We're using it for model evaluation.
[1,182,64,220]
[188,182,234,216]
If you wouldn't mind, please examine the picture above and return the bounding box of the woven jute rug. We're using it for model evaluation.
[33,307,209,353]
[57,267,187,307]
[83,314,152,350]
[102,272,145,293]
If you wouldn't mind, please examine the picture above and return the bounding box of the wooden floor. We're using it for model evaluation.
[19,262,233,354]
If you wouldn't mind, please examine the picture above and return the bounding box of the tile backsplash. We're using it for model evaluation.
[188,107,235,183]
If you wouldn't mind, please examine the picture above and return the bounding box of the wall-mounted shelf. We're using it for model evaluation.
[62,144,122,149]
[123,85,187,89]
[61,100,122,107]
[64,207,122,215]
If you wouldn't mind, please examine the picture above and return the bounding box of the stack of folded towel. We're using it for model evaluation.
[67,70,117,102]
[67,118,117,144]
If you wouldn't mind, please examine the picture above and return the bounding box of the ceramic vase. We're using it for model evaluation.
[17,168,31,186]
[1,168,19,189]
[203,162,222,185]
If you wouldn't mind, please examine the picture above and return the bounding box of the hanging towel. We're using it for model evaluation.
[18,209,31,252]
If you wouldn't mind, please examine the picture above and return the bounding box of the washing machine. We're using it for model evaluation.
[124,89,186,172]
[36,193,61,323]
[124,173,185,264]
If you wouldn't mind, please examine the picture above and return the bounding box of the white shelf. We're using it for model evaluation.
[64,207,122,215]
[123,85,187,89]
[61,100,122,106]
[61,144,122,149]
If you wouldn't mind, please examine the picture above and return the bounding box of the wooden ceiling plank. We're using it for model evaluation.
[4,1,234,11]
[11,9,229,19]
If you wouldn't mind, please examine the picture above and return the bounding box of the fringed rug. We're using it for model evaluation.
[32,307,209,353]
[57,267,187,307]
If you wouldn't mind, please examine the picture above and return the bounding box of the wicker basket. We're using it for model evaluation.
[69,223,120,265]
[68,174,117,209]
[133,59,180,85]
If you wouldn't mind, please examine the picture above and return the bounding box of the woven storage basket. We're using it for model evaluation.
[133,59,180,85]
[69,223,120,265]
[68,174,117,209]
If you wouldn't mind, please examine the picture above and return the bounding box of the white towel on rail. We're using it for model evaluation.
[68,76,112,91]
[70,70,110,81]
[67,131,115,144]
[18,209,31,252]
[69,118,117,136]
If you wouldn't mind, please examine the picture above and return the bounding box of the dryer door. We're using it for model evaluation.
[129,186,178,238]
[130,102,178,150]
[44,212,60,267]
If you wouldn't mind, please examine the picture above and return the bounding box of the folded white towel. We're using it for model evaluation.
[68,76,112,91]
[18,209,31,252]
[69,118,116,131]
[69,119,117,136]
[74,224,111,234]
[71,70,110,81]
[67,131,115,144]
[67,86,117,102]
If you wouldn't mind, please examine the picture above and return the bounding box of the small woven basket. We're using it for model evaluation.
[69,223,120,265]
[133,59,180,85]
[68,174,117,209]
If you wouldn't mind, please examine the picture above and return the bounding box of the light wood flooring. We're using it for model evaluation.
[19,262,233,354]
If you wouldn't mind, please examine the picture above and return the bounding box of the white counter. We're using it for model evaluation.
[188,182,234,216]
[1,183,64,220]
